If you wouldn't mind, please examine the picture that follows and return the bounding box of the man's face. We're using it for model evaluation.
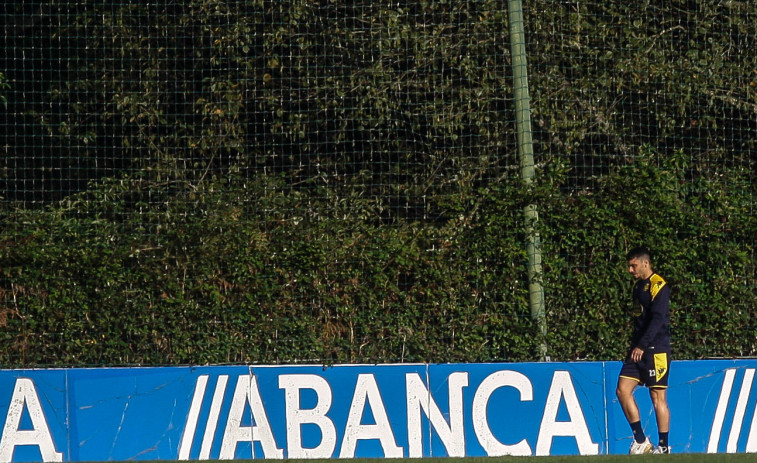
[627,257,650,279]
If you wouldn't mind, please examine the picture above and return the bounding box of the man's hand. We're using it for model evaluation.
[631,347,644,363]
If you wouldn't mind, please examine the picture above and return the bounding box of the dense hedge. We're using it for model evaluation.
[541,150,755,360]
[1,1,755,366]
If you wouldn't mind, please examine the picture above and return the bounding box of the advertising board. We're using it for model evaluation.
[1,360,755,461]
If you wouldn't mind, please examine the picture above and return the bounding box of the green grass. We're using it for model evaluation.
[468,455,754,462]
[262,456,756,463]
[124,454,757,463]
[100,454,753,463]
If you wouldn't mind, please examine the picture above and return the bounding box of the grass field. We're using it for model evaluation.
[257,455,757,463]
[455,455,757,462]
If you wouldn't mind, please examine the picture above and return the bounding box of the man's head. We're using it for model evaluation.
[626,246,653,280]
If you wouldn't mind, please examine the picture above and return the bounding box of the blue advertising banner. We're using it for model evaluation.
[1,360,756,461]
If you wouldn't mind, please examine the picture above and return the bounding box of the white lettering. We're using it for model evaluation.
[472,370,533,456]
[279,374,337,458]
[747,390,757,453]
[339,374,402,458]
[708,369,737,453]
[0,378,63,463]
[219,375,283,459]
[178,374,209,460]
[405,372,468,457]
[201,375,230,459]
[535,371,598,455]
[727,369,755,453]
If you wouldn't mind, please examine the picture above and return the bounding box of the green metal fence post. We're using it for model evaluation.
[507,0,548,360]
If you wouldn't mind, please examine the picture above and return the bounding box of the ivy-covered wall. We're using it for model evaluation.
[1,1,754,366]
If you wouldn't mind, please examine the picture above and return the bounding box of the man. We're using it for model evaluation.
[616,246,672,454]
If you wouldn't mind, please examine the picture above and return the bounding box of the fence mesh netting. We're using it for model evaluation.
[1,1,755,366]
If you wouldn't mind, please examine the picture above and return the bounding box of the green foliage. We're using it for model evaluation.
[2,146,753,366]
[0,174,536,365]
[1,1,755,366]
[541,149,756,360]
[0,72,9,105]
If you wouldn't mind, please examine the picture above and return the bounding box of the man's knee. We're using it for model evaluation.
[616,385,635,404]
[616,378,637,399]
[649,388,668,406]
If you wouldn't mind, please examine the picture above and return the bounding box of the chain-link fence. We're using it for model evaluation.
[1,1,754,366]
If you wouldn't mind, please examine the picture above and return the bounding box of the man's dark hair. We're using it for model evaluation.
[626,246,652,262]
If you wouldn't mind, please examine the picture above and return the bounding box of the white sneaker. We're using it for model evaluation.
[652,445,671,454]
[629,437,653,454]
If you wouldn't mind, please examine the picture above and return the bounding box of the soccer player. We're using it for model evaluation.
[616,247,672,454]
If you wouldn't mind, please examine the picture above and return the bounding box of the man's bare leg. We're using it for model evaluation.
[650,387,670,451]
[616,376,641,423]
